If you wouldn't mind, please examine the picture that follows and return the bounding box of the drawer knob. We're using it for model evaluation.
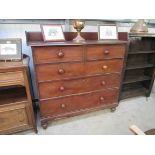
[104,50,110,54]
[59,86,65,91]
[58,50,64,58]
[100,97,105,101]
[101,81,106,85]
[102,65,108,70]
[60,104,66,108]
[58,68,65,74]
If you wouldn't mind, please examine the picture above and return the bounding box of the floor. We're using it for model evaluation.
[17,93,155,135]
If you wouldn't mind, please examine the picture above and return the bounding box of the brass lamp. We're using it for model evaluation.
[72,20,85,42]
[130,19,148,33]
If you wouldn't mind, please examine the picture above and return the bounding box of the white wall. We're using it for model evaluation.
[0,22,155,98]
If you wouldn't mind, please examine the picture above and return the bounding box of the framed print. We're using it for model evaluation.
[0,39,22,61]
[98,24,118,40]
[41,24,65,42]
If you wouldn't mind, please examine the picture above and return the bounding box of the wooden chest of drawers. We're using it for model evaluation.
[27,32,127,129]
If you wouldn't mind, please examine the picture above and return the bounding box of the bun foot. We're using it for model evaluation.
[34,128,38,134]
[42,123,48,129]
[111,107,116,112]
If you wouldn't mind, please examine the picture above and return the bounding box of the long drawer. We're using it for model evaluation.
[86,45,125,60]
[0,102,29,134]
[40,89,119,117]
[38,74,121,99]
[36,59,123,82]
[33,46,83,64]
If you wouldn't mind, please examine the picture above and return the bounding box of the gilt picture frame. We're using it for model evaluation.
[98,24,118,40]
[0,39,22,61]
[41,24,65,42]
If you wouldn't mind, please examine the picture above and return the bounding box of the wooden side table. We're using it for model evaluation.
[0,55,37,134]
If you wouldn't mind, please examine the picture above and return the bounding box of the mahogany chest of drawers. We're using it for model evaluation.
[26,32,127,129]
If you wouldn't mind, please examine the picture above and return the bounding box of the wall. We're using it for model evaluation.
[0,21,155,99]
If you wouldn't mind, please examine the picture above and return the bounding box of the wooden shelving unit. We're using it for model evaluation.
[0,55,37,134]
[120,33,155,100]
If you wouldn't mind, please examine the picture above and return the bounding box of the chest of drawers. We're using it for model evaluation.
[26,32,127,129]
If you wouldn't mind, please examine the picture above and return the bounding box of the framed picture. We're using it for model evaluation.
[98,24,118,40]
[0,39,22,61]
[41,24,65,42]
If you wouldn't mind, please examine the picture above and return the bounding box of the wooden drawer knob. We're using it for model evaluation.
[60,104,66,109]
[104,50,110,54]
[100,97,105,101]
[59,86,65,91]
[102,65,108,70]
[58,68,65,74]
[57,50,64,58]
[101,81,106,85]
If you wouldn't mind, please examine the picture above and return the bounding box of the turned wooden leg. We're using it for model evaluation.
[42,122,48,129]
[111,107,116,112]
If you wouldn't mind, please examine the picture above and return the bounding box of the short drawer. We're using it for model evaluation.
[33,46,83,64]
[40,89,118,117]
[38,74,121,99]
[85,59,124,75]
[0,103,29,134]
[0,71,24,87]
[36,62,84,82]
[86,45,125,60]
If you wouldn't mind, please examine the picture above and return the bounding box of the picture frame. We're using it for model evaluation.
[98,24,118,40]
[41,24,65,42]
[0,39,22,61]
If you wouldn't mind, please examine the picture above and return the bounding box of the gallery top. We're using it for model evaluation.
[26,32,127,47]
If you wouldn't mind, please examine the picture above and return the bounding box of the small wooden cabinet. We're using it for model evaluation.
[26,32,127,129]
[0,55,37,134]
[121,33,155,100]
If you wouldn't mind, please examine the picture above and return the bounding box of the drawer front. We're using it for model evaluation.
[39,74,121,99]
[33,46,83,64]
[0,103,29,134]
[85,59,124,75]
[0,71,24,87]
[40,89,118,117]
[36,59,123,82]
[86,45,125,60]
[36,63,84,82]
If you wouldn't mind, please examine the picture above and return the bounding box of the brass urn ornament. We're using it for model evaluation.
[72,20,85,42]
[130,19,148,33]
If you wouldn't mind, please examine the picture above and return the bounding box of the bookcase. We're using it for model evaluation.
[121,33,155,100]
